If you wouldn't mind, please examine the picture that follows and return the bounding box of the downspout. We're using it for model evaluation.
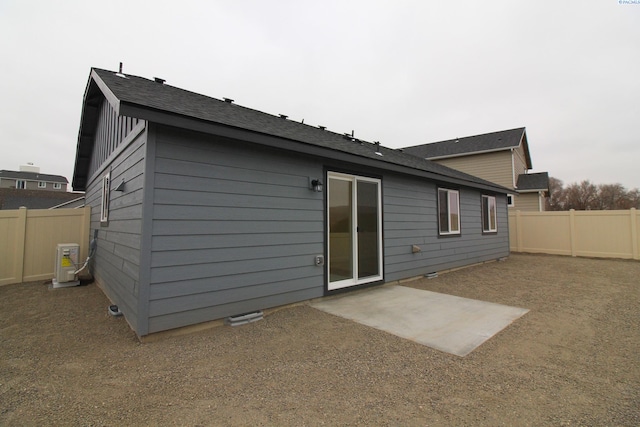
[511,148,517,189]
[539,191,543,211]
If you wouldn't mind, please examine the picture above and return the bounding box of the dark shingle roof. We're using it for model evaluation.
[0,170,68,183]
[402,127,531,168]
[74,68,509,193]
[0,189,81,210]
[516,172,549,192]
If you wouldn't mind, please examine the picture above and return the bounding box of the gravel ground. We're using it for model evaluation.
[1,253,639,426]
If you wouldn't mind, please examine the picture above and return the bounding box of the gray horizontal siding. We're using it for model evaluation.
[383,174,509,281]
[147,126,325,333]
[148,288,318,333]
[86,123,147,333]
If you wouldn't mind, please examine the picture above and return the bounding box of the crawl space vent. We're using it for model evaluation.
[225,311,264,326]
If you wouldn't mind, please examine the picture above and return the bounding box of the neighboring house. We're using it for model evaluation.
[402,128,550,211]
[0,164,68,191]
[0,188,83,210]
[72,68,511,338]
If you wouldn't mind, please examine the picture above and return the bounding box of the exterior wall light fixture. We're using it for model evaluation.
[310,179,323,192]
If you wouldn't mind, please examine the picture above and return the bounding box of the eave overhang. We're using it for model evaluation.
[119,103,510,195]
[72,69,510,195]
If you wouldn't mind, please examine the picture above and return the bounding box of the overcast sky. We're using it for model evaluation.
[1,0,639,191]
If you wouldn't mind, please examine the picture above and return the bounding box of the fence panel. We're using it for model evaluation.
[509,208,639,260]
[0,207,90,285]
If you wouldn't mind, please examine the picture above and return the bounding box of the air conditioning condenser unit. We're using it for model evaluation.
[52,243,80,288]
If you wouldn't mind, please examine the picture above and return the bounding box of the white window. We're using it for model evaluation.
[38,181,46,188]
[482,195,498,233]
[53,183,62,189]
[438,188,460,235]
[100,172,110,223]
[507,194,514,207]
[16,180,26,189]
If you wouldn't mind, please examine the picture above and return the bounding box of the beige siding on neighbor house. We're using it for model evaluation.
[512,144,528,177]
[0,207,91,286]
[433,150,514,189]
[509,209,639,260]
[513,192,542,211]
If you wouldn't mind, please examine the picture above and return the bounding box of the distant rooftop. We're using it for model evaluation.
[517,172,549,192]
[402,127,532,169]
[0,170,68,184]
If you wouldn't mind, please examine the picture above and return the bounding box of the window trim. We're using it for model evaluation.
[53,182,62,189]
[38,181,46,188]
[482,195,498,233]
[100,172,110,223]
[506,193,515,207]
[16,180,26,189]
[437,188,461,236]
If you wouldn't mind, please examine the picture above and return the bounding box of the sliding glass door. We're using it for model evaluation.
[328,172,382,291]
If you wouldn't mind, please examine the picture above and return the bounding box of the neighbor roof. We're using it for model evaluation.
[0,170,68,183]
[516,172,549,192]
[73,68,510,194]
[0,188,80,210]
[402,127,532,169]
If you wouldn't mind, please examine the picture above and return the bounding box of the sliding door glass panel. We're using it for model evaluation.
[329,178,353,283]
[357,180,380,279]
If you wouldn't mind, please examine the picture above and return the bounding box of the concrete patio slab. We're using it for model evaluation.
[311,285,529,356]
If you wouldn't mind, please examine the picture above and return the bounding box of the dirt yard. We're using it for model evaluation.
[1,254,638,426]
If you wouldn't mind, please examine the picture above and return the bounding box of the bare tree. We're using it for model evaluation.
[545,177,640,210]
[546,177,566,211]
[625,188,640,209]
[597,183,628,209]
[564,180,598,210]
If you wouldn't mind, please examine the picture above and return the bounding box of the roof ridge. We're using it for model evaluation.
[76,67,511,194]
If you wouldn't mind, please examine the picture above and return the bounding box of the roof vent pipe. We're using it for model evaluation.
[375,141,383,156]
[154,77,165,84]
[116,62,127,78]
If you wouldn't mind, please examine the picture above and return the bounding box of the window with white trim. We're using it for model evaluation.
[100,172,110,223]
[16,180,26,189]
[53,183,62,189]
[438,188,460,235]
[482,195,497,233]
[506,194,514,207]
[38,181,46,188]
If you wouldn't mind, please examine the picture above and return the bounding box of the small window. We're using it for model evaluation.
[482,195,497,233]
[53,183,62,189]
[438,188,460,235]
[38,181,46,188]
[16,180,26,189]
[100,172,110,223]
[506,194,514,207]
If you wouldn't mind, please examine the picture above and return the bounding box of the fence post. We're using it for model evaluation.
[569,209,576,257]
[631,208,638,260]
[16,207,27,283]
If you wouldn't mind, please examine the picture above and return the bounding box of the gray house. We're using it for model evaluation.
[72,68,510,338]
